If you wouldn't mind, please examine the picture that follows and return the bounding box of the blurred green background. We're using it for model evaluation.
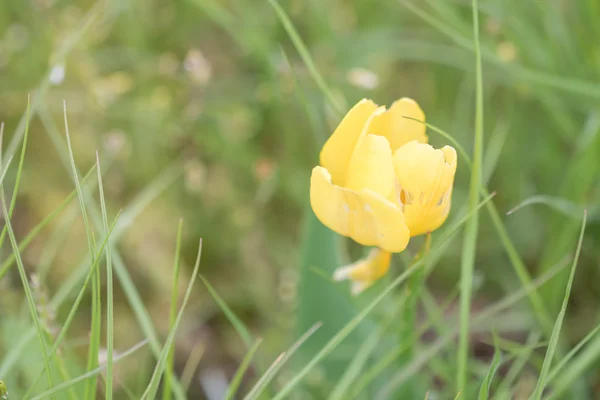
[2,0,600,398]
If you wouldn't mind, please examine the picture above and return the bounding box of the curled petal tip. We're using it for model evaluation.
[333,265,352,281]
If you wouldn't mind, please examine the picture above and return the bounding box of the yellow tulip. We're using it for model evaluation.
[310,97,456,293]
[319,98,428,187]
[393,141,458,236]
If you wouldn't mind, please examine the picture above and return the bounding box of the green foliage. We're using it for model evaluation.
[1,0,600,398]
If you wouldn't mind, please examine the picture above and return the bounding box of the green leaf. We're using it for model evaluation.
[20,211,123,399]
[0,101,54,390]
[0,164,97,281]
[329,296,406,400]
[96,153,115,400]
[457,0,485,391]
[296,208,366,382]
[244,323,322,400]
[140,239,203,400]
[225,339,263,400]
[163,219,184,400]
[63,102,100,400]
[478,334,502,400]
[268,0,346,115]
[530,211,587,400]
[274,192,496,399]
[200,276,253,347]
[30,340,149,400]
[507,195,589,219]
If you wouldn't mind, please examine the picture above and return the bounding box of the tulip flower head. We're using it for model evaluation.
[310,98,457,293]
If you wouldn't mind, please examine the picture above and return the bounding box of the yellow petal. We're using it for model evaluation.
[368,98,428,151]
[392,141,457,236]
[333,249,391,295]
[310,166,411,252]
[320,99,379,186]
[345,134,394,199]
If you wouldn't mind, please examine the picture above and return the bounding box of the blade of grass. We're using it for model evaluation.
[200,275,275,397]
[329,295,407,400]
[296,207,362,379]
[40,103,187,400]
[457,0,485,391]
[546,321,600,383]
[281,48,327,146]
[0,165,97,280]
[398,0,600,101]
[63,101,101,400]
[481,122,509,184]
[507,195,587,219]
[21,211,122,399]
[478,334,501,400]
[355,245,485,397]
[479,336,547,358]
[35,155,115,285]
[268,0,345,115]
[398,233,431,383]
[243,323,322,400]
[200,276,252,347]
[495,331,543,398]
[0,98,31,261]
[272,192,495,399]
[529,210,587,400]
[405,116,554,334]
[111,164,181,235]
[0,121,4,164]
[274,258,422,399]
[1,189,117,381]
[7,160,113,387]
[0,100,54,390]
[120,383,138,400]
[180,342,206,393]
[351,271,455,396]
[30,340,149,400]
[1,194,53,390]
[420,284,460,343]
[112,252,188,399]
[140,239,203,400]
[0,154,14,196]
[375,259,571,398]
[225,339,263,400]
[162,219,184,400]
[97,153,114,400]
[550,323,600,398]
[38,100,181,245]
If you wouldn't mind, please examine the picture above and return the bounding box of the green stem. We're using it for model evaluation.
[401,266,425,355]
[162,219,184,400]
[457,0,484,391]
[397,234,431,395]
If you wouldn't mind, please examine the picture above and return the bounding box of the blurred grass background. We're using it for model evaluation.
[2,0,600,398]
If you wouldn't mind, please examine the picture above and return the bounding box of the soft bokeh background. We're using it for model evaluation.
[2,0,600,398]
